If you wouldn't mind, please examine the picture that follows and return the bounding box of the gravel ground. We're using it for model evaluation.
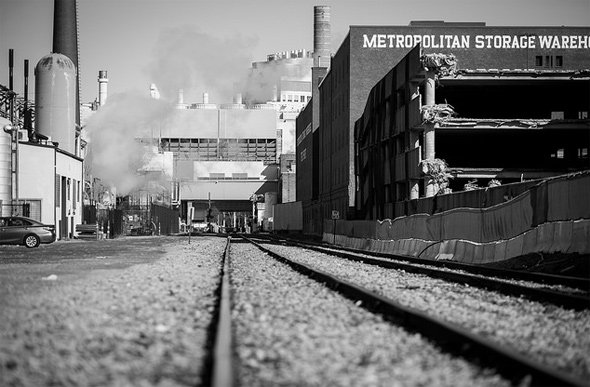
[0,236,226,386]
[260,242,590,380]
[316,245,589,296]
[230,242,513,387]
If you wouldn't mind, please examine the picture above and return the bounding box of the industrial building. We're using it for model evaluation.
[161,6,331,231]
[160,95,278,231]
[1,0,83,240]
[295,21,590,235]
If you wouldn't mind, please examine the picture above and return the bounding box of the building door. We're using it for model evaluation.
[61,177,67,239]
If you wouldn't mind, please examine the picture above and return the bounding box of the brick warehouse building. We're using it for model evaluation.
[295,21,590,235]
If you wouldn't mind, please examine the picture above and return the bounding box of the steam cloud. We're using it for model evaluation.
[84,92,173,195]
[86,25,295,196]
[146,25,258,103]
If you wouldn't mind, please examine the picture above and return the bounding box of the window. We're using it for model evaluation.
[55,175,60,207]
[73,179,77,209]
[232,173,248,179]
[578,148,588,159]
[210,173,225,179]
[557,148,564,159]
[555,56,563,67]
[544,55,552,67]
[535,56,543,67]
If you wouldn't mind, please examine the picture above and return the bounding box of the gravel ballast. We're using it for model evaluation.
[260,242,590,380]
[0,236,226,386]
[230,242,512,386]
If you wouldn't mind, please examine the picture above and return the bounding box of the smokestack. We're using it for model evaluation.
[98,70,108,106]
[233,92,243,104]
[150,84,160,99]
[203,92,209,104]
[52,0,80,129]
[313,5,331,68]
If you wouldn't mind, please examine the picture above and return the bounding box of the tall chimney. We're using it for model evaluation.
[313,5,331,68]
[203,92,209,104]
[52,0,80,129]
[98,70,108,106]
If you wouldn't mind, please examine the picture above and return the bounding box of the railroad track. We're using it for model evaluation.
[247,235,589,386]
[205,236,587,386]
[256,234,590,311]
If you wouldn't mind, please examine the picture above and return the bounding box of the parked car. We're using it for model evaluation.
[0,216,56,248]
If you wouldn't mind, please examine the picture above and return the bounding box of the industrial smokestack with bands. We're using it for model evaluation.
[313,5,331,68]
[98,70,108,106]
[52,0,80,129]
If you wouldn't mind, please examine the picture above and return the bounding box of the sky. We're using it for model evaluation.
[1,0,589,105]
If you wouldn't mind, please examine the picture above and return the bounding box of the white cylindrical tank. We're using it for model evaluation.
[35,53,77,154]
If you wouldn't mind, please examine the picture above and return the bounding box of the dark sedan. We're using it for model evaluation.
[0,216,56,248]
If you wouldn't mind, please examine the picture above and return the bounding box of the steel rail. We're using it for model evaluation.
[209,237,235,387]
[244,236,586,387]
[263,236,590,309]
[272,235,589,291]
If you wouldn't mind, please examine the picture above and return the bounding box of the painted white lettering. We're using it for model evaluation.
[388,34,396,47]
[475,35,484,48]
[562,36,570,49]
[461,35,470,48]
[570,36,577,49]
[484,35,494,48]
[539,35,552,48]
[444,35,453,47]
[551,36,561,49]
[423,35,431,48]
[363,34,377,48]
[413,35,422,47]
[432,35,440,48]
[493,35,503,48]
[405,35,413,48]
[528,35,536,48]
[396,35,404,48]
[502,35,511,48]
[377,34,387,48]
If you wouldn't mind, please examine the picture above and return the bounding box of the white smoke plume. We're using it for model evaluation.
[146,25,258,104]
[84,92,174,195]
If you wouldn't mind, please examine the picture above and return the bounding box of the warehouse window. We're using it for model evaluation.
[578,148,588,159]
[555,56,563,67]
[535,56,543,67]
[544,55,552,67]
[55,175,60,207]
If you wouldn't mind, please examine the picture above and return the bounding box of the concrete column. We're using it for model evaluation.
[409,83,421,200]
[424,71,436,197]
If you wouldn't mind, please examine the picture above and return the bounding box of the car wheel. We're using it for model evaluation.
[24,234,40,248]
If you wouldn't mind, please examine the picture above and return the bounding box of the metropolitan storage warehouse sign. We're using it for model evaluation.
[362,34,590,49]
